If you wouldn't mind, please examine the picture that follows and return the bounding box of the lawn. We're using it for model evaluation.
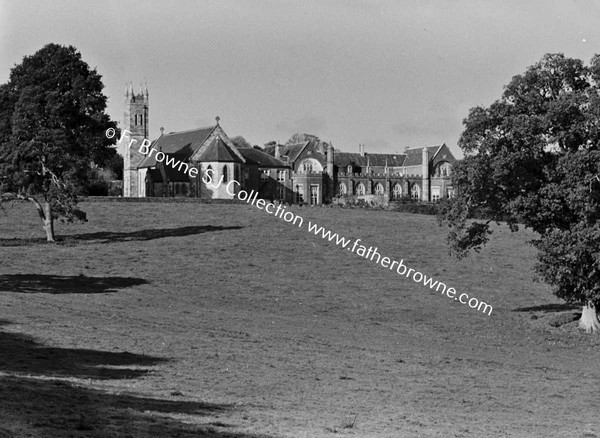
[0,201,599,437]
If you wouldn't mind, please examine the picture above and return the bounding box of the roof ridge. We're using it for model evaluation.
[161,124,217,137]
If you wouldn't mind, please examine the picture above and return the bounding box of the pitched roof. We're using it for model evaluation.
[196,136,243,163]
[238,148,290,168]
[402,145,443,166]
[279,142,309,162]
[138,125,216,168]
[334,152,406,168]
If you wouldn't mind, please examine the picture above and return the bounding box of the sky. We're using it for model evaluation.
[2,0,600,158]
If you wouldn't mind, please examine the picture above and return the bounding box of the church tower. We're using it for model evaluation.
[122,83,149,197]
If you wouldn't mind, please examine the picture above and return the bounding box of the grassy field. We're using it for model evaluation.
[0,201,599,438]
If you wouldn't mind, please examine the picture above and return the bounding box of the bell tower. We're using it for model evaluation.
[122,83,149,197]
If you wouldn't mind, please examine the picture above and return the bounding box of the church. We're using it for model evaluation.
[121,85,456,204]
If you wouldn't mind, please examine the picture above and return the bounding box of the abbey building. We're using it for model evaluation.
[121,85,456,204]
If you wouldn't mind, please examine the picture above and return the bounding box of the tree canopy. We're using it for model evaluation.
[439,53,600,331]
[0,43,118,240]
[230,135,252,149]
[286,133,321,145]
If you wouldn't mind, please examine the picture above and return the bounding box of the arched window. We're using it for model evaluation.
[411,184,420,200]
[339,182,347,195]
[223,165,228,183]
[434,162,452,178]
[374,182,384,195]
[205,165,213,182]
[392,183,402,199]
[134,114,138,126]
[140,114,144,126]
[356,182,365,196]
[299,158,323,174]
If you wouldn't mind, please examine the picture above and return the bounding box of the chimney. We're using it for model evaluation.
[160,127,164,136]
[275,143,280,159]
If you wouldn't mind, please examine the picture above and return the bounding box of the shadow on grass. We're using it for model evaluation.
[0,376,271,438]
[62,225,244,244]
[0,274,148,294]
[0,320,272,437]
[513,303,582,313]
[0,225,244,246]
[0,320,165,379]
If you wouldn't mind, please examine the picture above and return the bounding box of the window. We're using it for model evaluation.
[374,182,384,195]
[223,165,228,183]
[356,182,365,196]
[392,183,402,199]
[261,169,270,180]
[295,184,304,203]
[339,182,347,195]
[277,187,285,201]
[298,158,323,174]
[411,184,420,200]
[310,185,319,205]
[432,187,440,202]
[134,114,138,126]
[140,114,143,126]
[435,162,452,178]
[205,165,213,182]
[277,170,285,182]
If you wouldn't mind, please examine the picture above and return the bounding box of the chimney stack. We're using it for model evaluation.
[275,143,280,159]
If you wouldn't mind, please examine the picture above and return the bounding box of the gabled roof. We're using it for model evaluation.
[334,152,406,168]
[238,148,290,168]
[196,136,243,163]
[138,125,217,168]
[402,145,443,166]
[279,141,309,162]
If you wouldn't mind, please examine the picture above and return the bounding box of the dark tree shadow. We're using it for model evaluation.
[0,320,165,379]
[0,320,273,437]
[513,303,582,313]
[0,376,273,438]
[0,274,148,294]
[61,225,244,243]
[0,225,244,246]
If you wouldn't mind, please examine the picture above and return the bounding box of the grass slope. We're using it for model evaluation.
[0,202,599,437]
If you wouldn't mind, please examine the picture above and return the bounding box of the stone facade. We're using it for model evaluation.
[120,85,456,203]
[122,84,149,197]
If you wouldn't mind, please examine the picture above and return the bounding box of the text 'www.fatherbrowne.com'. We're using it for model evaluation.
[107,128,491,315]
[305,222,493,316]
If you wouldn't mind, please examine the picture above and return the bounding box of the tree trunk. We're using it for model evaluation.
[579,302,600,333]
[42,201,55,242]
[27,196,56,242]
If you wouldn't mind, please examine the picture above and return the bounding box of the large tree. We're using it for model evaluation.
[286,133,321,144]
[439,53,600,332]
[0,44,117,241]
[230,135,252,149]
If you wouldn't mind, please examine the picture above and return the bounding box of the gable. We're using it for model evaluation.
[189,125,245,163]
[430,143,457,168]
[293,142,327,170]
